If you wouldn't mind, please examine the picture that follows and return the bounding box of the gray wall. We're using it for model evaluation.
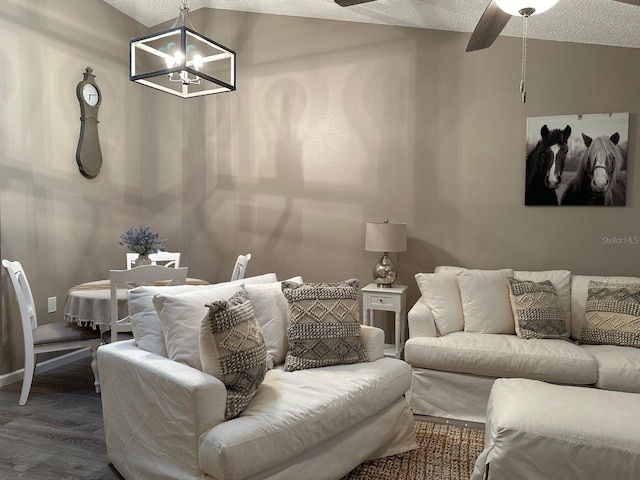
[0,0,147,373]
[148,9,640,303]
[1,3,639,374]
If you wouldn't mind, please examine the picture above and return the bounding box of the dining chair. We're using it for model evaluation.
[108,265,188,343]
[2,259,102,406]
[230,253,252,281]
[126,251,181,269]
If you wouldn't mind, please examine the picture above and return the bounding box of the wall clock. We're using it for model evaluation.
[76,66,103,178]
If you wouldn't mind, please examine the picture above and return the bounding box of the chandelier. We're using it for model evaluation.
[129,0,236,98]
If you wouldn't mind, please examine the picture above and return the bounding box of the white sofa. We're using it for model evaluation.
[405,267,640,423]
[98,276,417,480]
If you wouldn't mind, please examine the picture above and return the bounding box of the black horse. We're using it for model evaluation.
[525,124,572,206]
[560,133,626,206]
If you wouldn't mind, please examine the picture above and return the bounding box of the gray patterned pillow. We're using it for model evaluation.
[202,290,267,419]
[583,281,640,348]
[281,279,367,372]
[508,278,568,340]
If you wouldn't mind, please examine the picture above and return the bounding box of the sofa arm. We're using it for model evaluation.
[408,299,438,338]
[361,325,385,361]
[98,340,227,480]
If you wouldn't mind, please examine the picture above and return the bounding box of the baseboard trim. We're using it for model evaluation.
[0,348,91,388]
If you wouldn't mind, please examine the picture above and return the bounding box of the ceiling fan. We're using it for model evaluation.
[335,0,377,7]
[466,0,640,102]
[467,0,640,53]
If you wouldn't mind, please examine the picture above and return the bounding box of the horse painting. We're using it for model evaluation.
[560,132,626,206]
[525,124,571,205]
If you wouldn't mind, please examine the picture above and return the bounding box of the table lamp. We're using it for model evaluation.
[365,219,407,288]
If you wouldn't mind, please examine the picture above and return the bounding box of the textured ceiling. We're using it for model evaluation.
[102,0,640,49]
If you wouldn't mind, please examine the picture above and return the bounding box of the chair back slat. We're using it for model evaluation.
[230,253,251,281]
[109,265,188,343]
[126,252,181,269]
[2,260,38,333]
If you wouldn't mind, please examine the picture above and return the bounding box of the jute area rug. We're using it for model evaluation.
[342,420,485,480]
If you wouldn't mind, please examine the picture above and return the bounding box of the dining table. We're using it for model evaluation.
[63,277,209,332]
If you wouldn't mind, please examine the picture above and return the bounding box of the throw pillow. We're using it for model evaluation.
[281,279,367,372]
[514,270,572,334]
[128,284,205,357]
[415,272,464,335]
[582,281,640,348]
[508,278,569,340]
[244,276,303,369]
[456,268,515,334]
[127,274,278,357]
[201,289,267,419]
[153,283,244,370]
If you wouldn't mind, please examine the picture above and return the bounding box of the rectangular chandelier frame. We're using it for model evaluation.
[130,26,236,98]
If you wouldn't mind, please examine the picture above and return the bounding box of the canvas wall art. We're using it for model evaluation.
[525,112,629,206]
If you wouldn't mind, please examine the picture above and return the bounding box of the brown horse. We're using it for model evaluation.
[560,132,626,206]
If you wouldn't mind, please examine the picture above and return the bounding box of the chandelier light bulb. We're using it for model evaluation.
[193,54,203,70]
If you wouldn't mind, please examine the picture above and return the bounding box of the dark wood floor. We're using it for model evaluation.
[0,357,123,479]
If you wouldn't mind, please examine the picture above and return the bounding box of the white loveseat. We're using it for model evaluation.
[405,267,640,423]
[98,275,416,480]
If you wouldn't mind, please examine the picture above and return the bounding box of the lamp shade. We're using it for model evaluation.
[365,221,407,253]
[494,0,559,16]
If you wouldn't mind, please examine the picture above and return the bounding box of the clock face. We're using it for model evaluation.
[82,83,100,107]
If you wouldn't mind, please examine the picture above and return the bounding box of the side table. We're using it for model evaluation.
[361,283,408,359]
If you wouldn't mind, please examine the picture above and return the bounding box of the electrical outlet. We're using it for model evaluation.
[47,296,57,313]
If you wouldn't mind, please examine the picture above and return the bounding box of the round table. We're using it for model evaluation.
[63,278,208,331]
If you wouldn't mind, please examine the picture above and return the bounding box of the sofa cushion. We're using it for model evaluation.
[415,272,463,335]
[128,273,278,357]
[582,281,640,348]
[514,270,572,334]
[128,284,205,357]
[281,279,366,372]
[198,358,412,480]
[244,277,302,369]
[201,289,267,420]
[580,344,640,393]
[456,269,515,334]
[154,284,244,370]
[404,332,597,385]
[508,278,569,340]
[571,274,640,340]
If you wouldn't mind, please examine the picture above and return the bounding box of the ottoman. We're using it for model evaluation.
[471,378,640,480]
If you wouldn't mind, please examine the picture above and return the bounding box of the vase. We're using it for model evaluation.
[134,254,152,267]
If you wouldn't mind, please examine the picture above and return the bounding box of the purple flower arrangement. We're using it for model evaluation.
[119,225,167,256]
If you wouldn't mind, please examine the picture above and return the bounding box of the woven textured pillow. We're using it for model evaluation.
[582,281,640,348]
[508,278,568,340]
[281,279,366,372]
[201,289,267,419]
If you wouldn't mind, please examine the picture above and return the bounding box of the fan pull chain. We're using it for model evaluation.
[520,13,529,103]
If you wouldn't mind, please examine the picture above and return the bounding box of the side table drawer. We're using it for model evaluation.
[366,293,400,310]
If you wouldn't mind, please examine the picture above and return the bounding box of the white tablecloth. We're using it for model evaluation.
[63,278,209,330]
[64,280,128,330]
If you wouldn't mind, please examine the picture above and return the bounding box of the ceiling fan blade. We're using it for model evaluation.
[335,0,377,6]
[466,0,512,52]
[613,0,640,5]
